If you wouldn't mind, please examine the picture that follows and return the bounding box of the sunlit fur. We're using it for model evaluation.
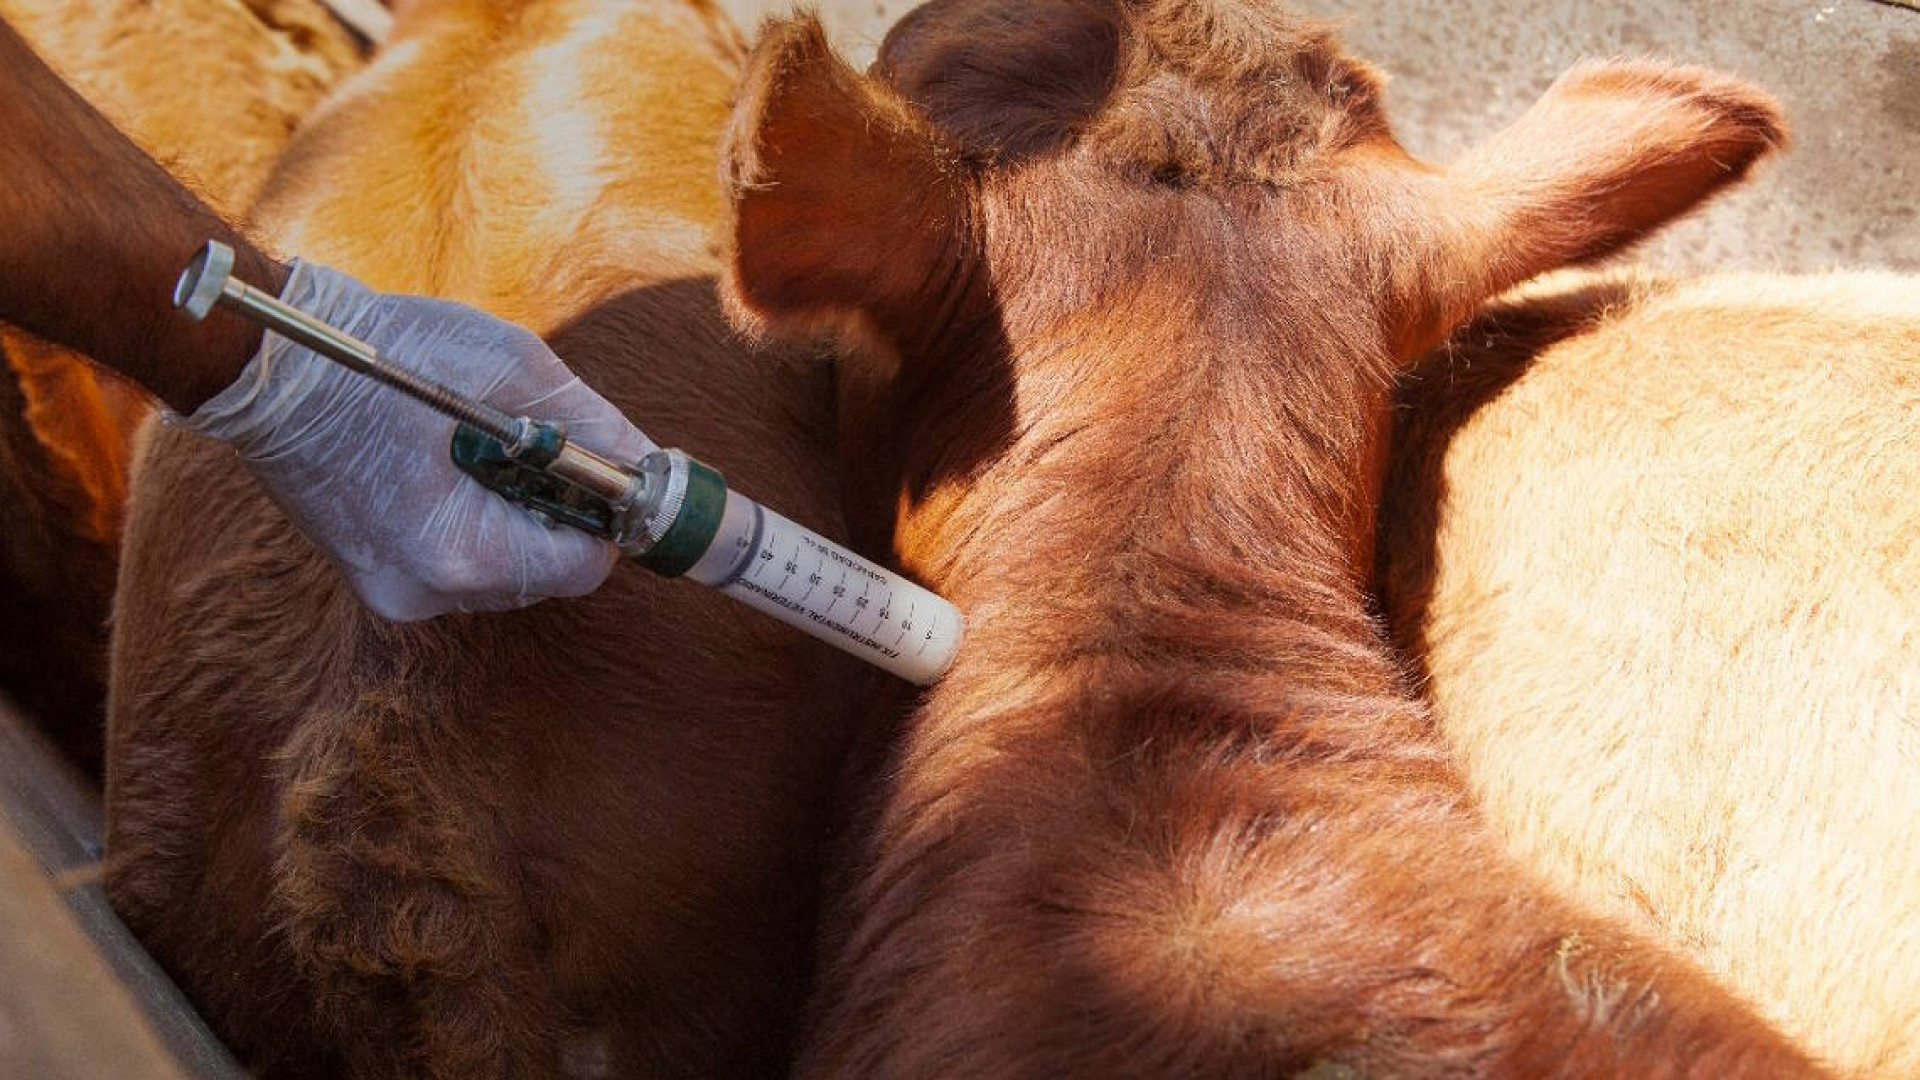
[107,2,867,1077]
[0,0,364,768]
[722,2,1835,1076]
[1383,268,1920,1079]
[0,0,366,218]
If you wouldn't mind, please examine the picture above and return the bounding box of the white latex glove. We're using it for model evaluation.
[180,259,655,621]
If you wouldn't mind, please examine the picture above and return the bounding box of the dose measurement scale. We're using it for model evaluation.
[174,242,963,685]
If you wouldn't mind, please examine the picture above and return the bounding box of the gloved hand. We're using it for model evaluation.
[179,259,655,621]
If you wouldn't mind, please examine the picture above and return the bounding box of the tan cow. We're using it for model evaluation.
[720,1,1833,1075]
[0,0,366,769]
[107,1,866,1076]
[1382,267,1920,1078]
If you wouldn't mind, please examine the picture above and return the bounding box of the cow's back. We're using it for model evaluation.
[1381,269,1920,1078]
[108,2,859,1075]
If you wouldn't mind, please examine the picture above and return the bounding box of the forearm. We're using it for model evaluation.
[0,18,287,413]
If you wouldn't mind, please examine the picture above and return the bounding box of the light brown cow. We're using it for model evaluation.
[0,0,366,769]
[720,2,1836,1076]
[107,1,866,1076]
[1382,267,1920,1078]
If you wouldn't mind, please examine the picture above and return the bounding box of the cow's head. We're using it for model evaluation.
[722,0,1782,595]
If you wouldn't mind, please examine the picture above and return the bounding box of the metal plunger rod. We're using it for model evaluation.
[219,273,524,444]
[174,242,639,505]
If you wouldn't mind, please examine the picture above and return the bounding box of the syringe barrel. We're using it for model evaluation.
[681,491,963,686]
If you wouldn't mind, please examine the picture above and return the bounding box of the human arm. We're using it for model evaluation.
[0,15,283,413]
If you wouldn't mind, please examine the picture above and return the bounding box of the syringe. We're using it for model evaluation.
[173,241,963,685]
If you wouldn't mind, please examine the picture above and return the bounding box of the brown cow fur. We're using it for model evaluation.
[0,0,366,769]
[0,332,141,768]
[722,3,1832,1076]
[107,2,862,1077]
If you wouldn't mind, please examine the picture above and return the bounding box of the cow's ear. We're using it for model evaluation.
[721,15,972,346]
[1399,61,1784,341]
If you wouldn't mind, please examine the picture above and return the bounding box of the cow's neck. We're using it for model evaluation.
[905,523,1431,777]
[893,331,1409,717]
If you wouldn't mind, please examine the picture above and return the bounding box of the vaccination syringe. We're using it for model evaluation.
[173,241,963,686]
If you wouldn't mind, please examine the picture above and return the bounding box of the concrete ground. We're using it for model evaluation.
[716,0,1920,274]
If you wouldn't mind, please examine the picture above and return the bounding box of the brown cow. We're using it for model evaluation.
[107,1,865,1076]
[1383,267,1920,1078]
[720,2,1832,1075]
[0,0,366,769]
